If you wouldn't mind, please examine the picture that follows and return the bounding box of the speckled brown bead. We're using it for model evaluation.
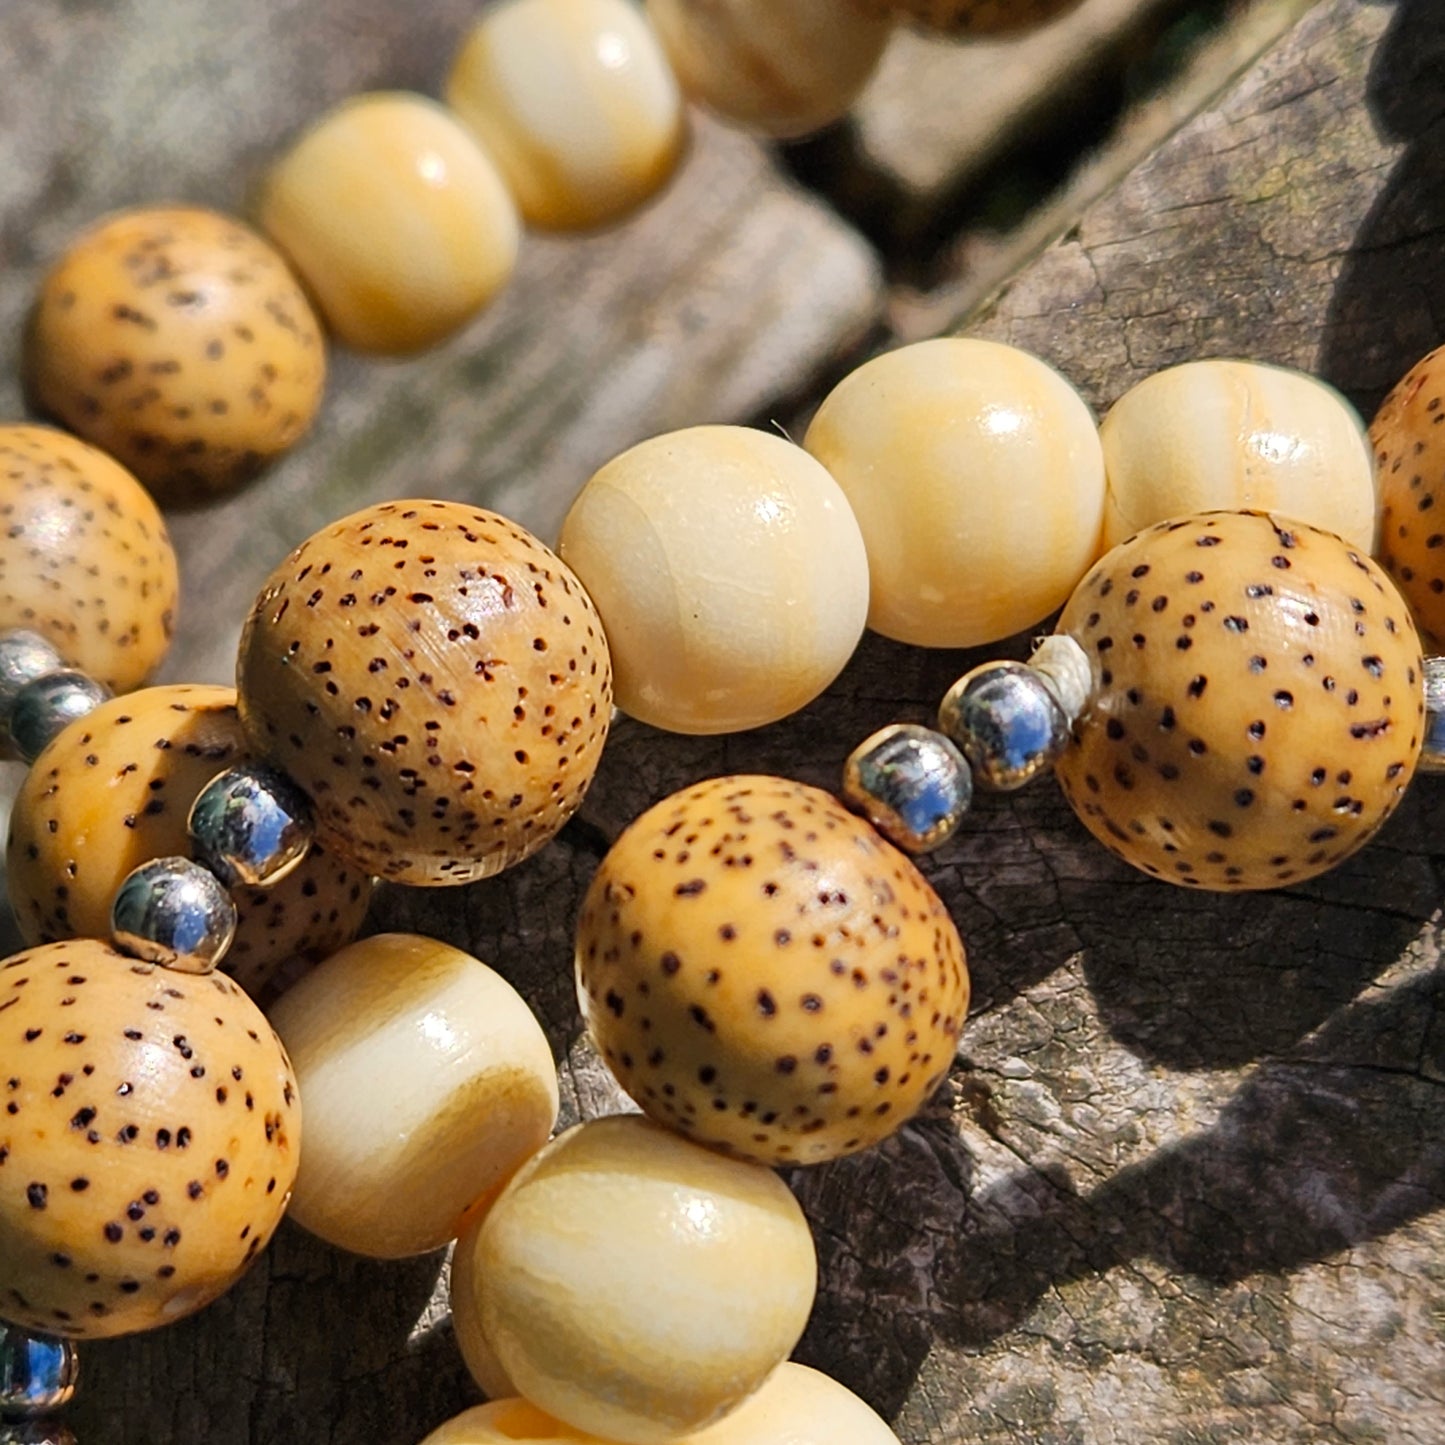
[857,0,1079,33]
[0,426,178,693]
[1055,511,1425,890]
[576,775,969,1166]
[0,939,300,1339]
[26,206,325,501]
[5,685,372,1001]
[236,500,612,886]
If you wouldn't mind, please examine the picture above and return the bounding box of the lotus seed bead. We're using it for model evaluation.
[260,93,521,355]
[645,0,892,138]
[1099,359,1376,553]
[9,672,109,764]
[842,723,972,852]
[187,764,314,889]
[0,1325,77,1417]
[446,0,686,231]
[804,338,1105,647]
[558,426,869,734]
[939,661,1071,791]
[0,631,64,729]
[1420,656,1445,772]
[110,856,238,974]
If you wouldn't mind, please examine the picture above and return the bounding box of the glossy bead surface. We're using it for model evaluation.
[269,934,558,1258]
[576,775,969,1165]
[470,1116,816,1443]
[939,660,1070,790]
[0,939,300,1339]
[645,0,891,138]
[26,208,325,500]
[260,93,520,355]
[188,765,313,888]
[804,338,1105,647]
[9,672,109,765]
[0,632,64,728]
[449,1212,519,1402]
[1055,511,1425,890]
[446,0,686,231]
[558,426,868,733]
[0,1324,77,1417]
[1100,359,1376,553]
[237,501,611,885]
[841,723,971,852]
[110,857,237,974]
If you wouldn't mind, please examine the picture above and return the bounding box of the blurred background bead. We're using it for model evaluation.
[1420,655,1445,772]
[8,671,109,764]
[0,1324,77,1417]
[0,631,63,728]
[1099,359,1376,552]
[188,764,314,888]
[842,723,970,852]
[939,661,1069,791]
[25,208,325,501]
[645,0,892,139]
[446,0,686,230]
[0,1423,77,1445]
[110,856,237,973]
[260,93,520,354]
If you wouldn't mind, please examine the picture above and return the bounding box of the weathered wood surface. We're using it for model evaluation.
[0,0,1441,1443]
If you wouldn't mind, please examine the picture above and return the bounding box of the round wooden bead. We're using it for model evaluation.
[1371,344,1445,645]
[446,0,686,231]
[235,500,612,885]
[558,426,868,734]
[269,934,558,1258]
[856,0,1078,32]
[469,1115,817,1443]
[1100,359,1376,552]
[0,939,300,1339]
[1055,511,1425,890]
[259,93,521,355]
[804,338,1105,647]
[644,0,892,138]
[0,426,178,693]
[576,775,969,1165]
[26,207,325,500]
[5,685,372,1001]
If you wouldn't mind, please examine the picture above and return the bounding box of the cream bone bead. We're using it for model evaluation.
[260,93,520,355]
[448,1211,519,1402]
[558,425,869,734]
[644,0,893,139]
[466,1115,817,1444]
[1099,358,1377,553]
[446,0,686,231]
[804,338,1106,647]
[267,934,559,1258]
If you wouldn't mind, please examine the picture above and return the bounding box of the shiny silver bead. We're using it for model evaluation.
[8,671,110,764]
[189,764,315,888]
[0,630,64,724]
[110,856,237,974]
[939,660,1070,791]
[1421,655,1445,772]
[842,723,972,853]
[0,1323,77,1418]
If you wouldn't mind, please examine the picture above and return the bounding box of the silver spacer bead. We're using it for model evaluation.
[0,1322,77,1418]
[8,671,110,764]
[842,723,972,854]
[1420,656,1445,772]
[110,856,238,974]
[188,764,315,888]
[0,631,65,726]
[939,659,1071,791]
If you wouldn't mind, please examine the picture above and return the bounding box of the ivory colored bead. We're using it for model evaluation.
[0,939,300,1339]
[472,1116,817,1443]
[268,934,559,1258]
[1055,511,1424,890]
[558,426,868,733]
[0,426,178,692]
[576,775,969,1164]
[446,0,686,230]
[5,685,372,1002]
[259,93,521,355]
[26,207,325,500]
[236,500,611,885]
[1099,359,1376,552]
[804,338,1105,647]
[450,1212,519,1401]
[645,0,892,138]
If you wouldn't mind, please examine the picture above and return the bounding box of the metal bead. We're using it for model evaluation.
[842,723,972,853]
[0,1424,77,1445]
[188,764,315,888]
[1420,656,1445,772]
[939,660,1070,791]
[0,631,64,723]
[8,671,109,764]
[0,1323,77,1418]
[110,856,238,974]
